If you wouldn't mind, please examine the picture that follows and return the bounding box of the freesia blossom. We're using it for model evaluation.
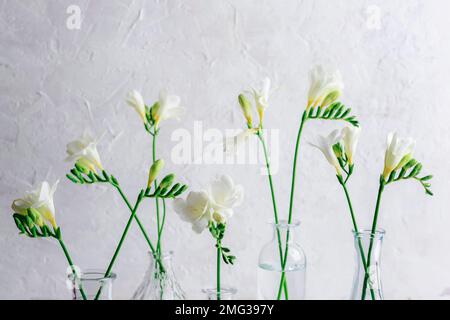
[11,181,59,228]
[151,90,185,128]
[126,90,146,122]
[307,65,344,110]
[342,126,361,165]
[65,130,103,173]
[310,129,343,175]
[174,175,244,232]
[208,175,244,223]
[251,77,271,125]
[383,132,415,179]
[173,191,211,233]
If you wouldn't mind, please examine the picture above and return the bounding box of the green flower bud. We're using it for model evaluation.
[147,159,165,188]
[238,94,253,128]
[321,90,341,108]
[332,143,343,159]
[159,174,175,190]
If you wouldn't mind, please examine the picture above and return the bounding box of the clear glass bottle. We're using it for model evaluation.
[68,269,116,300]
[132,251,185,300]
[257,220,306,300]
[351,229,385,300]
[202,287,237,300]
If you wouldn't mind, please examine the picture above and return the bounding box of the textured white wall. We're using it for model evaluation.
[1,0,450,300]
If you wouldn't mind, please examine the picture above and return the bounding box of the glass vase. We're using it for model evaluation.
[132,251,185,300]
[202,287,237,300]
[68,269,116,300]
[351,229,385,300]
[257,220,306,300]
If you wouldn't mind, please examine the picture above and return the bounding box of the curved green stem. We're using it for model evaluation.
[361,178,385,300]
[277,112,307,299]
[256,131,288,299]
[339,178,375,300]
[94,190,145,300]
[58,237,87,300]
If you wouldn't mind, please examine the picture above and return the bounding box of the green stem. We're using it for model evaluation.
[339,179,375,300]
[361,178,385,300]
[94,190,145,300]
[58,237,87,300]
[277,112,307,299]
[152,131,162,255]
[217,238,221,300]
[113,184,164,271]
[157,199,167,253]
[256,131,288,299]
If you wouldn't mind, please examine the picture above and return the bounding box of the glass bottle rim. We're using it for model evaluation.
[67,269,116,282]
[202,287,237,296]
[269,219,301,229]
[352,228,386,238]
[148,250,174,260]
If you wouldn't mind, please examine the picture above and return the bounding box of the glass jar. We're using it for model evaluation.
[257,220,306,300]
[202,287,237,300]
[68,269,116,300]
[132,251,185,300]
[351,229,385,300]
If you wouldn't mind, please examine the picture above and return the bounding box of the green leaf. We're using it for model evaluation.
[221,247,230,253]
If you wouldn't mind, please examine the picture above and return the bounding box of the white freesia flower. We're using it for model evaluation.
[208,175,244,223]
[342,126,361,165]
[251,77,271,125]
[65,130,103,173]
[174,175,244,232]
[310,129,343,175]
[12,181,59,228]
[383,132,415,179]
[307,65,344,110]
[126,90,146,122]
[173,191,211,233]
[151,90,185,128]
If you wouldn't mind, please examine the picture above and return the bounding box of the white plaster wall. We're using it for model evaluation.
[1,0,450,299]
